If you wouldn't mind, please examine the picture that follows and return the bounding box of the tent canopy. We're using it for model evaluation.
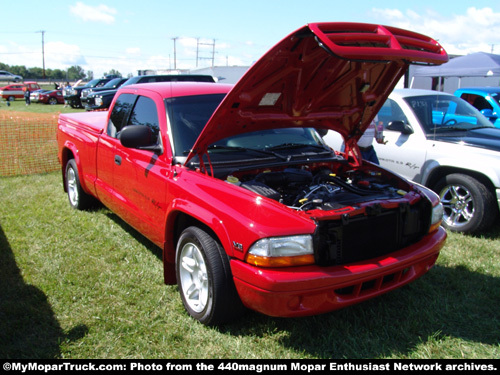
[413,52,500,78]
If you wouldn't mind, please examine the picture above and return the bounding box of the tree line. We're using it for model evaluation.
[0,62,122,81]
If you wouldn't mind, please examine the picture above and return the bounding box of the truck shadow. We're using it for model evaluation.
[0,224,88,359]
[222,265,499,358]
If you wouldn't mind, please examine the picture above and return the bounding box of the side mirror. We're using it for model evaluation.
[119,125,162,153]
[386,120,414,135]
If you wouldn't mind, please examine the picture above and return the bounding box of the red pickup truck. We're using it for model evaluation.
[57,23,448,325]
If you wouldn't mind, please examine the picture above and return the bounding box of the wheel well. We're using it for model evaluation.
[426,166,496,195]
[172,212,219,249]
[163,212,224,285]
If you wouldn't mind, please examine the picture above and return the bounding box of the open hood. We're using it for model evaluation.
[187,22,447,163]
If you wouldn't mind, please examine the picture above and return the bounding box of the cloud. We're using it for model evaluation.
[69,2,117,24]
[126,47,141,56]
[372,6,500,55]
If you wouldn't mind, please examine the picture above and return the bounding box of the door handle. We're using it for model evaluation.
[114,155,122,165]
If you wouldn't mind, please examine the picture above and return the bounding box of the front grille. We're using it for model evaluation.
[314,198,431,266]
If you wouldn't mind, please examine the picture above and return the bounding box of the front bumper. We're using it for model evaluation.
[63,95,81,106]
[231,226,446,317]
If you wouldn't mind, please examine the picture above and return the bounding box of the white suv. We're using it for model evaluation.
[0,70,23,82]
[325,89,500,234]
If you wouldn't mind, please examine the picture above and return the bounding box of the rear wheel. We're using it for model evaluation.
[176,226,244,325]
[65,159,95,210]
[434,173,497,234]
[49,97,58,105]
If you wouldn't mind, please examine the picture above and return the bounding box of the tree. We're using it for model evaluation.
[67,65,86,81]
[104,69,122,78]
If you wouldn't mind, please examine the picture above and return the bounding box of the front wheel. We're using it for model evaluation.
[434,173,497,234]
[176,226,244,325]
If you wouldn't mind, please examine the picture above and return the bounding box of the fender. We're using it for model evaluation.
[422,155,500,189]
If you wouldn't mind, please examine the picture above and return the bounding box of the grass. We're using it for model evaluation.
[1,172,499,359]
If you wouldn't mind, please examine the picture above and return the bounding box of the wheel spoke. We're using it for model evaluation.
[178,242,209,313]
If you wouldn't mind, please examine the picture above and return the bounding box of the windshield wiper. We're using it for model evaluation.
[266,143,329,151]
[207,145,287,160]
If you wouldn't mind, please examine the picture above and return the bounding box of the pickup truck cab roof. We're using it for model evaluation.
[455,87,500,127]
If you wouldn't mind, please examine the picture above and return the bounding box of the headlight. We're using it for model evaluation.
[95,97,103,106]
[429,202,444,233]
[245,235,314,267]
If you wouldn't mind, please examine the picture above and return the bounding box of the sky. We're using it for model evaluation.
[1,0,499,79]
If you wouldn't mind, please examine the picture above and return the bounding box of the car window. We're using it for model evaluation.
[127,96,160,142]
[490,93,500,107]
[404,95,493,133]
[107,93,137,137]
[166,94,225,156]
[378,99,409,129]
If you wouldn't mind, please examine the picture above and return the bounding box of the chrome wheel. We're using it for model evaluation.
[434,173,497,234]
[175,226,245,325]
[439,184,473,230]
[67,165,79,207]
[178,241,209,313]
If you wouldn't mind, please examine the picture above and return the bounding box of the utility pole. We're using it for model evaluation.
[197,39,216,68]
[172,37,178,70]
[37,30,46,78]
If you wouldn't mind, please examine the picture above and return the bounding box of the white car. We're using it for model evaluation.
[324,89,500,234]
[0,70,23,82]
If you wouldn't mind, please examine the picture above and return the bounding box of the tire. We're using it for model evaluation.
[8,96,15,102]
[434,173,497,234]
[49,97,57,105]
[65,159,95,210]
[176,226,245,325]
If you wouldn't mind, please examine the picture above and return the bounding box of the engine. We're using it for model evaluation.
[233,167,404,211]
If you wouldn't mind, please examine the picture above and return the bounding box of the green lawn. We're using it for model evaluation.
[1,172,499,359]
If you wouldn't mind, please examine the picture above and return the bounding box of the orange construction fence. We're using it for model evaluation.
[0,111,60,177]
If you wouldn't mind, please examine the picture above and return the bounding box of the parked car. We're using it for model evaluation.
[30,89,51,102]
[84,74,215,111]
[0,70,22,82]
[454,87,500,127]
[0,82,41,101]
[325,89,500,234]
[38,89,64,105]
[63,78,113,108]
[80,77,128,105]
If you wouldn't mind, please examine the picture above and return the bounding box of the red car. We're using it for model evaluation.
[38,89,64,105]
[0,81,41,101]
[57,23,448,325]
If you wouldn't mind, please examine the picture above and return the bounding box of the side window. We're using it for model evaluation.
[470,94,492,111]
[128,96,160,142]
[378,99,408,130]
[107,93,136,138]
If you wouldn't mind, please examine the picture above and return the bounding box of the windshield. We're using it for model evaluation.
[166,94,329,160]
[490,92,500,107]
[102,78,123,88]
[403,94,494,134]
[84,79,105,88]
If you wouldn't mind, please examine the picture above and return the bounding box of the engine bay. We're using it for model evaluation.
[224,163,408,212]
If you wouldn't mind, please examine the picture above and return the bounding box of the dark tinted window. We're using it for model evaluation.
[108,93,136,137]
[128,96,160,141]
[166,94,225,156]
